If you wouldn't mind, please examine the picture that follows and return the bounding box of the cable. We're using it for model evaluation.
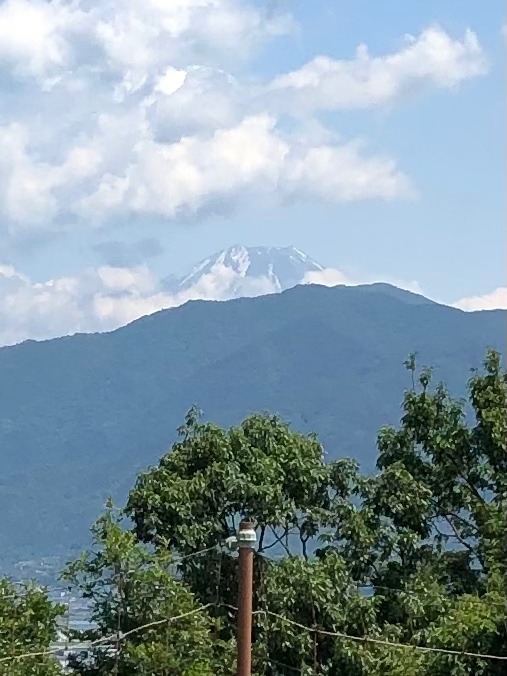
[0,544,221,667]
[223,605,507,663]
[259,609,507,662]
[101,603,215,643]
[177,546,219,561]
[0,603,214,664]
[1,601,506,666]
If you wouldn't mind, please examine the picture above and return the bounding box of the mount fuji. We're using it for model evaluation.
[162,245,334,301]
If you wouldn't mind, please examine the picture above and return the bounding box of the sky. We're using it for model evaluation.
[0,0,505,345]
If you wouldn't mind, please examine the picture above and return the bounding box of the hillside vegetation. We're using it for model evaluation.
[0,283,504,565]
[0,349,505,674]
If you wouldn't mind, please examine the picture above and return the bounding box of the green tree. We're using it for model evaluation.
[127,409,333,557]
[125,411,366,672]
[358,349,507,674]
[63,505,233,675]
[0,579,63,676]
[67,350,507,674]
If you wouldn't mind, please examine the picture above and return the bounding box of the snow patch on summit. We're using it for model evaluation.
[166,245,327,301]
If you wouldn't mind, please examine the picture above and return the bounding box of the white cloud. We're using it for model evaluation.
[97,266,156,294]
[0,123,103,230]
[0,260,289,346]
[269,26,487,112]
[147,66,245,140]
[0,124,60,228]
[74,114,412,221]
[303,269,351,287]
[0,259,434,347]
[452,287,507,311]
[155,66,188,96]
[87,115,288,218]
[302,268,425,296]
[0,264,163,345]
[0,0,293,90]
[0,2,488,243]
[0,266,88,346]
[1,116,410,233]
[285,141,414,202]
[0,0,84,84]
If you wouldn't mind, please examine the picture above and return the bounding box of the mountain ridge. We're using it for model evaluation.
[0,282,504,568]
[3,281,436,350]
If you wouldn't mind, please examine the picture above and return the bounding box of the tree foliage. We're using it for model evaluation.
[63,350,506,675]
[62,506,232,675]
[0,579,63,676]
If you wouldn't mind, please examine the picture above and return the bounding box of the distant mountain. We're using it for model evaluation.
[0,283,504,569]
[163,244,326,299]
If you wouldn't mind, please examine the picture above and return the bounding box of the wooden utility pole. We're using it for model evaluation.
[236,519,257,676]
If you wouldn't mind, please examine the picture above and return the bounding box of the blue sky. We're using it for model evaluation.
[0,0,504,344]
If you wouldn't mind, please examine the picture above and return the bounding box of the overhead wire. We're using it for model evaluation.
[0,604,214,664]
[223,604,507,663]
[0,544,220,667]
[1,544,506,666]
[0,600,505,666]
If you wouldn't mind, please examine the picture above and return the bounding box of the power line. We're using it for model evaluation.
[0,603,214,664]
[1,542,506,668]
[97,603,215,644]
[0,596,505,665]
[224,605,507,663]
[268,657,302,673]
[0,545,222,667]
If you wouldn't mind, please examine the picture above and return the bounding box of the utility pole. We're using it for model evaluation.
[236,519,257,676]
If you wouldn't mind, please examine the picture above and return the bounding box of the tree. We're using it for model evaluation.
[127,410,343,596]
[67,350,506,674]
[0,579,63,676]
[358,349,507,674]
[127,409,333,556]
[62,505,233,675]
[126,410,356,672]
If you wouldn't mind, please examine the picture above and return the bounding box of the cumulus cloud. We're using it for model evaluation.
[147,66,246,140]
[303,269,351,287]
[0,107,411,235]
[302,268,425,296]
[0,260,292,346]
[0,0,487,243]
[452,287,507,311]
[268,26,487,112]
[0,0,292,87]
[0,258,434,347]
[76,114,412,221]
[0,264,162,345]
[0,0,84,84]
[284,140,414,202]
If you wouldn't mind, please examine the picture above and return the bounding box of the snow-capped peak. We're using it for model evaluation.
[164,245,326,301]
